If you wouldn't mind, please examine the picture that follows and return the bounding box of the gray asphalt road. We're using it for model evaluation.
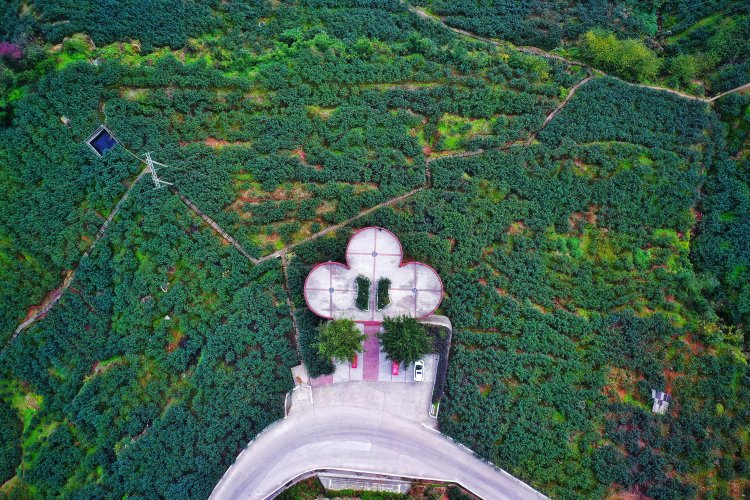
[210,406,545,500]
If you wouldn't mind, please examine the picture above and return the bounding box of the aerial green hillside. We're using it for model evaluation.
[0,1,748,498]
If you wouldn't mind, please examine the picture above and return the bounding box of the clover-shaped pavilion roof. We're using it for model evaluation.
[303,227,443,322]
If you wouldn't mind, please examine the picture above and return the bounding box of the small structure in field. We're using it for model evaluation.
[86,125,119,157]
[651,390,671,414]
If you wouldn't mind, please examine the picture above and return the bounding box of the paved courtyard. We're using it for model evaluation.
[297,227,445,427]
[293,354,439,426]
[304,227,443,322]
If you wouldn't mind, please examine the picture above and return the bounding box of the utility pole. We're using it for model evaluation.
[143,152,173,189]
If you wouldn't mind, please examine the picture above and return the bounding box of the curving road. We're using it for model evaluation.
[210,406,546,500]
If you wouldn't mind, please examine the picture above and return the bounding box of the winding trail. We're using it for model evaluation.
[256,186,425,263]
[404,2,748,103]
[279,253,302,356]
[526,74,595,145]
[3,167,149,352]
[709,82,750,102]
[169,187,260,264]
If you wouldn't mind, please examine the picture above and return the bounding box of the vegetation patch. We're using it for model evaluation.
[356,275,371,311]
[376,277,391,310]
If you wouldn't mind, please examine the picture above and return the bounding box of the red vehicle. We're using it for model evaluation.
[391,361,399,376]
[351,354,358,369]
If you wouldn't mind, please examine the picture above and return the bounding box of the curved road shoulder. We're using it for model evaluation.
[210,406,545,499]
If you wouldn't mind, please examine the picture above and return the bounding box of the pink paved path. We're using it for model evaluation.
[362,323,381,381]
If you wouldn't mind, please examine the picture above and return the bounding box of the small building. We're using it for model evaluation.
[86,125,119,157]
[651,390,671,414]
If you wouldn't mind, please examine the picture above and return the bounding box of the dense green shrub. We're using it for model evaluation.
[0,400,22,484]
[376,277,391,310]
[380,316,432,366]
[578,30,661,82]
[298,309,335,378]
[356,275,371,311]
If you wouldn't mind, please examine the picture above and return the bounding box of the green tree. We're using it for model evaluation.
[379,316,432,367]
[579,30,661,82]
[317,319,366,363]
[666,54,698,87]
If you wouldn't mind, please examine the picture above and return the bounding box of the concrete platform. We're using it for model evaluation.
[291,355,439,426]
[318,472,412,493]
[304,227,443,322]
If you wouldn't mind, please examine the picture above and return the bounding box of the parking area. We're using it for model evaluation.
[296,353,439,426]
[296,326,439,426]
[314,323,437,385]
[331,352,438,385]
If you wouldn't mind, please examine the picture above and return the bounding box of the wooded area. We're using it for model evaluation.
[412,0,750,93]
[0,0,748,498]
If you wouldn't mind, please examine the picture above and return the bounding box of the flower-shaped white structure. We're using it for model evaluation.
[304,227,443,322]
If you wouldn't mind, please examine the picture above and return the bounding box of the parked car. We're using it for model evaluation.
[391,361,399,376]
[414,360,424,382]
[351,354,358,369]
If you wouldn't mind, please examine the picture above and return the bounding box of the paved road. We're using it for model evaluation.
[210,406,545,500]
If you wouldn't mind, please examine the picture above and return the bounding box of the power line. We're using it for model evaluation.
[143,152,174,189]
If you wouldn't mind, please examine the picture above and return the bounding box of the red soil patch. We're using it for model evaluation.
[167,330,185,353]
[293,148,306,161]
[663,367,685,394]
[683,335,705,355]
[22,280,67,323]
[728,480,746,499]
[569,205,599,230]
[604,367,645,403]
[204,137,229,147]
[478,278,488,286]
[507,221,526,235]
[179,137,251,147]
[422,145,432,155]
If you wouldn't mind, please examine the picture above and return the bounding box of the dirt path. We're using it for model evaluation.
[4,167,149,352]
[403,3,749,103]
[280,253,302,356]
[257,186,425,263]
[169,187,260,264]
[709,82,750,102]
[526,74,595,145]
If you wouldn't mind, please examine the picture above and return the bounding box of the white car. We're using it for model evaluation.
[414,360,424,382]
